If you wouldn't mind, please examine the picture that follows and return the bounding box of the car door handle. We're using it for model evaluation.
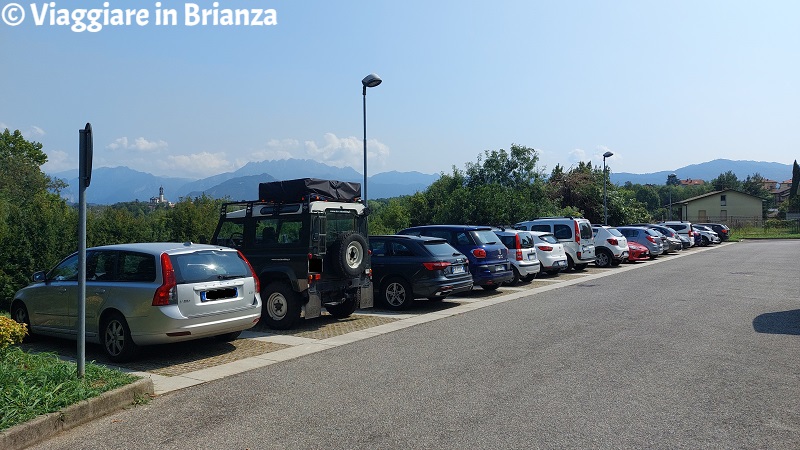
[94,289,106,294]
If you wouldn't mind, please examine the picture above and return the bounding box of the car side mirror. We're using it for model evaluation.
[32,271,46,282]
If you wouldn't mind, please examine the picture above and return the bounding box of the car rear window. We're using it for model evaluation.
[607,228,623,237]
[472,230,500,245]
[424,241,460,257]
[645,229,661,237]
[170,250,250,284]
[578,222,593,240]
[538,234,558,244]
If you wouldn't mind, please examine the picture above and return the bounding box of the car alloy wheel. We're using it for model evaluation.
[382,277,412,310]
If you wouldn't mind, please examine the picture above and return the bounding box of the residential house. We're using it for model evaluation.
[675,189,765,226]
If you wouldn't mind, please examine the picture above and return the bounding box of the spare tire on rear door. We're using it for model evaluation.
[331,232,368,277]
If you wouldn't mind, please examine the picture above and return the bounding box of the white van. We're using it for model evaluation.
[514,217,596,270]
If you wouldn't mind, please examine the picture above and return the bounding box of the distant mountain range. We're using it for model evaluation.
[610,159,794,186]
[51,159,440,204]
[49,158,794,205]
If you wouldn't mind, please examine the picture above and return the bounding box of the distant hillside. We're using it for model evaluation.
[51,158,791,204]
[610,159,794,186]
[49,159,439,204]
[52,167,193,204]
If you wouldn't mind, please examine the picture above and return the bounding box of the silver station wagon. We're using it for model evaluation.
[11,242,262,362]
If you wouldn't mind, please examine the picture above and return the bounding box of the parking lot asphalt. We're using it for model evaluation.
[19,242,732,396]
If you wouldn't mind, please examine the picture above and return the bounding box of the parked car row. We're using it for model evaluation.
[11,217,731,360]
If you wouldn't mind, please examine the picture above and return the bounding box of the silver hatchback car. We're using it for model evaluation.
[11,242,262,362]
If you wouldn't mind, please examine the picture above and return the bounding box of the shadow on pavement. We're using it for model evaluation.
[752,309,800,335]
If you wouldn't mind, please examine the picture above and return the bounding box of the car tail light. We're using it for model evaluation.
[423,261,451,271]
[472,248,487,258]
[574,222,580,243]
[237,250,260,293]
[153,253,177,306]
[537,245,553,252]
[515,250,523,261]
[647,235,656,243]
[607,238,618,245]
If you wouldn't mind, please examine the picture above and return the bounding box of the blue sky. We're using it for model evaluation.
[1,0,798,180]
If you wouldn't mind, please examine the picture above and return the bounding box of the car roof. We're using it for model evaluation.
[403,225,492,231]
[370,234,448,243]
[88,242,235,256]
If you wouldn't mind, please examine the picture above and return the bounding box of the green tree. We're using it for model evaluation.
[0,130,75,307]
[711,171,742,191]
[666,173,680,186]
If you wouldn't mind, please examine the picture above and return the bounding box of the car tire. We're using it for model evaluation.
[332,232,368,278]
[610,259,621,267]
[566,255,575,271]
[507,267,521,285]
[214,330,242,342]
[262,282,301,330]
[481,284,501,291]
[521,274,536,282]
[546,270,561,276]
[595,250,612,268]
[10,301,31,336]
[326,290,359,319]
[574,263,588,271]
[381,277,413,310]
[102,312,140,363]
[702,236,710,246]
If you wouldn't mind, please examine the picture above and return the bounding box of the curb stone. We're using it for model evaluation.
[0,377,154,450]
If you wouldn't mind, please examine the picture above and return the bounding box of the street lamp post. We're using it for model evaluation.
[361,73,382,206]
[669,172,676,220]
[603,151,613,225]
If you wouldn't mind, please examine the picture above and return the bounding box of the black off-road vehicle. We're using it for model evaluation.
[210,178,373,329]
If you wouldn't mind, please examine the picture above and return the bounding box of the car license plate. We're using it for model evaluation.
[495,265,505,272]
[201,287,238,302]
[555,260,566,267]
[452,265,466,274]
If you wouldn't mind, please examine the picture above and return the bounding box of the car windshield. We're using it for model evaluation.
[472,230,499,245]
[424,241,460,257]
[170,250,250,284]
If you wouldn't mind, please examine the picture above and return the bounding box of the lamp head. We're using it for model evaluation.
[362,73,382,88]
[603,151,614,159]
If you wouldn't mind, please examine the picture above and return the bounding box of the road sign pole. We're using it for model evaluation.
[77,123,92,378]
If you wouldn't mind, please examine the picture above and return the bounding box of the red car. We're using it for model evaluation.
[626,241,650,262]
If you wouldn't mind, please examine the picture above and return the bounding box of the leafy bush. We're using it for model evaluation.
[0,315,27,350]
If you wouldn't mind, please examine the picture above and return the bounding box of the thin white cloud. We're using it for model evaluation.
[303,132,389,171]
[107,136,168,152]
[568,148,587,164]
[42,149,73,173]
[29,125,45,137]
[160,152,238,177]
[249,138,301,161]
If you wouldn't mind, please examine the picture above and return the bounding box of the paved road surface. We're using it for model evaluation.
[32,240,800,449]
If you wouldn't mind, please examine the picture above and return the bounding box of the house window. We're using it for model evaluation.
[720,194,727,206]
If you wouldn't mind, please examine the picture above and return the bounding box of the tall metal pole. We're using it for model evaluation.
[362,86,368,206]
[77,123,92,378]
[603,158,608,225]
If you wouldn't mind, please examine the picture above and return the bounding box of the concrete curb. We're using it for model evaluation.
[0,377,154,450]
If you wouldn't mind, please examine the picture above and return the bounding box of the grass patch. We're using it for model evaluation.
[0,347,139,431]
[730,227,800,240]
